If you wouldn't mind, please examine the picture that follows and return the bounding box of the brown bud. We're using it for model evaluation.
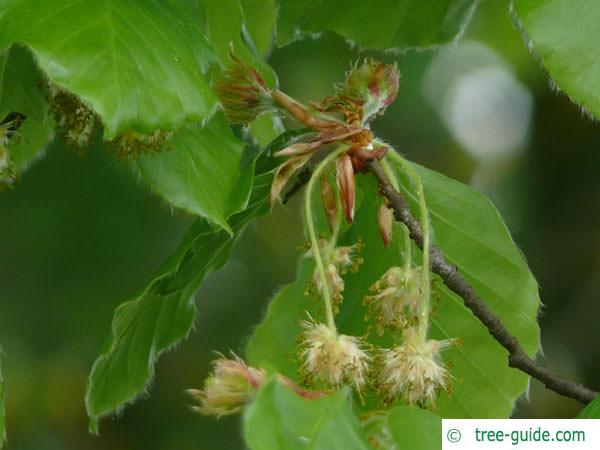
[320,176,337,231]
[349,145,388,172]
[187,355,265,417]
[270,154,310,205]
[377,202,393,247]
[336,153,355,223]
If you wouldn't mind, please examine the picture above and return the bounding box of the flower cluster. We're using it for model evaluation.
[188,354,329,418]
[187,355,265,417]
[309,241,362,311]
[109,129,173,159]
[364,266,422,336]
[216,54,394,224]
[300,258,457,407]
[47,82,98,153]
[192,55,458,420]
[299,320,370,392]
[376,328,458,407]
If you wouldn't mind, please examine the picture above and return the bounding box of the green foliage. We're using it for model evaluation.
[86,163,273,430]
[513,0,600,119]
[247,162,541,418]
[1,0,598,447]
[577,396,600,418]
[85,128,305,429]
[277,0,479,49]
[244,379,372,450]
[137,114,253,232]
[387,407,441,450]
[203,0,276,86]
[0,0,217,138]
[240,0,277,56]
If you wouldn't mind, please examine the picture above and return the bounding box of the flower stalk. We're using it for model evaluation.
[383,148,432,341]
[304,145,349,331]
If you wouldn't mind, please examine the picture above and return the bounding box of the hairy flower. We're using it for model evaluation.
[311,242,363,309]
[187,355,265,417]
[364,266,422,335]
[377,328,457,407]
[313,262,345,308]
[110,129,173,159]
[214,51,275,124]
[299,321,370,391]
[331,243,363,271]
[47,83,97,153]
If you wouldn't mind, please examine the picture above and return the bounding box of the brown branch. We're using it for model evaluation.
[367,158,598,405]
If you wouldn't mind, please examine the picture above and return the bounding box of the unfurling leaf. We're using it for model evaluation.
[86,128,310,431]
[86,169,273,432]
[270,154,310,205]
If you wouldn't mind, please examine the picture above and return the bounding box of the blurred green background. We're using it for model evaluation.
[1,1,599,449]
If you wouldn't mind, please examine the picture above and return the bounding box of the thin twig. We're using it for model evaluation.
[367,158,598,405]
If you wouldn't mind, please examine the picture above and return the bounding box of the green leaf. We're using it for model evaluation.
[202,0,276,86]
[198,0,279,151]
[244,378,372,450]
[0,45,53,178]
[247,113,284,148]
[136,114,251,232]
[85,128,311,430]
[133,0,277,223]
[240,0,276,56]
[577,396,600,418]
[388,407,441,450]
[513,0,600,119]
[85,166,273,431]
[0,351,5,447]
[0,0,217,138]
[247,163,541,418]
[276,0,478,50]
